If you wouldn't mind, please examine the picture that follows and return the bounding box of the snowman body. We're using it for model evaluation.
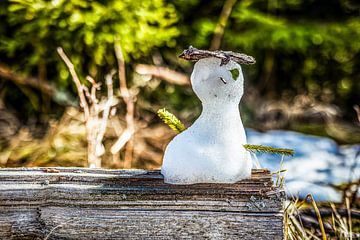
[161,57,251,184]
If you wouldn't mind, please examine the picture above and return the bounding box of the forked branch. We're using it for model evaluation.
[111,38,136,168]
[57,47,89,120]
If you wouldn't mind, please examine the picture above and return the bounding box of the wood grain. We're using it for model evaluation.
[0,168,284,239]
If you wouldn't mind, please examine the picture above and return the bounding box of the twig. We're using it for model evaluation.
[114,38,128,96]
[134,64,190,85]
[58,47,116,168]
[179,46,255,66]
[113,38,135,168]
[0,63,55,95]
[210,0,238,50]
[57,47,89,120]
[95,71,115,155]
[305,194,327,240]
[289,214,309,239]
[346,198,353,240]
[86,76,100,104]
[110,128,134,155]
[354,105,360,123]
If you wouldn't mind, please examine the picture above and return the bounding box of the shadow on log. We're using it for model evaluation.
[0,168,284,239]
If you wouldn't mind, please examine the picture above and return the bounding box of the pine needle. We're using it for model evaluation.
[243,144,295,156]
[157,108,186,133]
[157,108,295,156]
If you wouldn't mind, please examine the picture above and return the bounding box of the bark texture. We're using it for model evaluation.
[0,168,284,239]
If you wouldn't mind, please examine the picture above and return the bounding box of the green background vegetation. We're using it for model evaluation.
[1,0,359,123]
[1,0,359,145]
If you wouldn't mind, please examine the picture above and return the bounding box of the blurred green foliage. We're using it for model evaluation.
[0,0,178,86]
[183,0,360,119]
[0,0,359,122]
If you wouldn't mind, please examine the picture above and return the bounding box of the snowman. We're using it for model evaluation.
[161,47,256,184]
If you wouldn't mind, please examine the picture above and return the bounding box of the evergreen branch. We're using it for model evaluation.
[243,144,295,156]
[157,108,186,133]
[157,108,294,156]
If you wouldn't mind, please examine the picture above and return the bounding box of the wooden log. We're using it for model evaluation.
[0,168,285,239]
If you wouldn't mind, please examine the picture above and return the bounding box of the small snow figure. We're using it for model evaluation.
[161,47,256,184]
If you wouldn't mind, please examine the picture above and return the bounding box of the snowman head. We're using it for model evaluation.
[191,57,245,104]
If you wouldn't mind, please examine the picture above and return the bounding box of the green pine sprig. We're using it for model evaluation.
[243,144,294,156]
[157,108,186,133]
[157,108,294,156]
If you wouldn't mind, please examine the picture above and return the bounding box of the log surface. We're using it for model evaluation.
[0,168,284,240]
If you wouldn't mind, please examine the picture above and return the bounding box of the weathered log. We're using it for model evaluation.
[0,168,285,239]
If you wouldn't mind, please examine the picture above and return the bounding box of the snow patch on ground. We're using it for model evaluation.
[246,129,360,202]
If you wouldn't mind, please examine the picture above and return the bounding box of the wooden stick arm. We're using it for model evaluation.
[0,168,284,239]
[179,46,256,65]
